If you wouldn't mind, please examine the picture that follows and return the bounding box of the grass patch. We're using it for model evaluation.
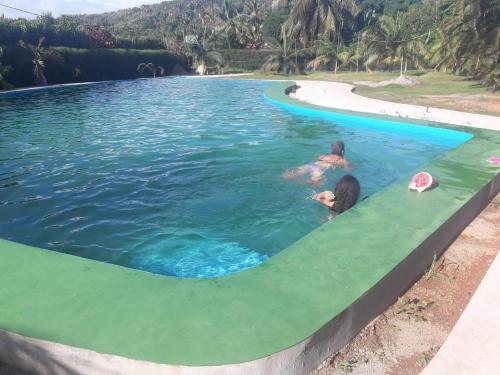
[425,253,459,282]
[237,70,500,116]
[336,359,358,373]
[396,297,434,321]
[232,70,402,82]
[356,71,492,97]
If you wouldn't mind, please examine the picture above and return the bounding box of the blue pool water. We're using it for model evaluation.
[0,78,468,278]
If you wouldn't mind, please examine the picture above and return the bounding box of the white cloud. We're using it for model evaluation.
[1,0,165,19]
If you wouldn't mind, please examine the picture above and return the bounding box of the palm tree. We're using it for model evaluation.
[0,46,13,90]
[184,38,224,75]
[18,37,48,86]
[283,0,360,74]
[214,0,242,49]
[237,0,266,48]
[336,44,361,71]
[363,14,412,76]
[262,30,302,75]
[137,63,165,78]
[306,40,336,71]
[484,70,499,91]
[427,0,499,88]
[283,0,360,45]
[306,39,362,72]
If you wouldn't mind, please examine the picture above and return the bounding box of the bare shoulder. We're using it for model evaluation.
[317,154,336,162]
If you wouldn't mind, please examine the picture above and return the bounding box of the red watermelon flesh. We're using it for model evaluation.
[409,172,433,192]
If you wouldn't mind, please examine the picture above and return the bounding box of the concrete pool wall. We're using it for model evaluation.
[0,81,499,374]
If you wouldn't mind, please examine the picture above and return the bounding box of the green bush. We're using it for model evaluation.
[0,46,13,89]
[2,47,187,88]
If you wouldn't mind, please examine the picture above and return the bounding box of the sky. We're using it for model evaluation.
[0,0,165,19]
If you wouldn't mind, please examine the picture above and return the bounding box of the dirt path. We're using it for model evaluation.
[312,194,500,375]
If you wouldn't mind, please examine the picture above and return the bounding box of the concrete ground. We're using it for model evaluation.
[422,218,500,374]
[292,80,500,131]
[311,194,500,375]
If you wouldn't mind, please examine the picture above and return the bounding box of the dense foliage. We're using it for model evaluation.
[0,0,498,89]
[69,0,274,50]
[0,46,13,89]
[0,1,424,51]
[2,47,185,87]
[427,0,499,88]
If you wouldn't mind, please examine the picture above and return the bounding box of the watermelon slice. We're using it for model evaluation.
[408,172,436,193]
[487,156,500,165]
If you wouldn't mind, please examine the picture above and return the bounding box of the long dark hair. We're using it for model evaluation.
[333,175,360,213]
[331,141,345,157]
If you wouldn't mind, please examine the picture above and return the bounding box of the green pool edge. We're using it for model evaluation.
[0,81,499,367]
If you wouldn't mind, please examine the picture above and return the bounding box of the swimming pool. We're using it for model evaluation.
[0,78,470,278]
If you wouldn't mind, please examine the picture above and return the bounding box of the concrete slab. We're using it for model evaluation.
[292,81,500,131]
[421,251,500,375]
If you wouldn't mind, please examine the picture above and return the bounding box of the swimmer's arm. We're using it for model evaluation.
[313,191,335,208]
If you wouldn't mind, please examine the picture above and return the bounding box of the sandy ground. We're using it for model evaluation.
[412,94,500,117]
[311,193,500,375]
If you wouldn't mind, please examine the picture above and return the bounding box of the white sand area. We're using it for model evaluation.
[292,80,500,131]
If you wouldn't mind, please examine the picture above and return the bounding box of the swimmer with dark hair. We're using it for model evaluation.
[282,141,350,184]
[313,175,360,215]
[316,141,350,169]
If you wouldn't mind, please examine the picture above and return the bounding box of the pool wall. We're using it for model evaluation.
[0,81,499,375]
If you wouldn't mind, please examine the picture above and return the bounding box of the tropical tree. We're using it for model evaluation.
[0,47,13,90]
[18,37,49,86]
[306,39,362,72]
[183,36,224,74]
[137,63,165,78]
[306,40,337,71]
[483,69,499,91]
[262,30,302,75]
[85,25,115,48]
[283,0,361,45]
[213,0,243,49]
[283,0,361,75]
[337,43,363,71]
[237,0,267,48]
[362,14,423,75]
[427,0,499,89]
[262,7,290,42]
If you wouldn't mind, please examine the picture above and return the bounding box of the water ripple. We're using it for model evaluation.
[0,78,453,278]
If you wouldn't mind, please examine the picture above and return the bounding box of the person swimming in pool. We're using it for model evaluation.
[282,141,350,184]
[313,174,360,216]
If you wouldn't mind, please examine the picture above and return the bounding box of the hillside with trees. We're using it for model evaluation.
[0,0,498,90]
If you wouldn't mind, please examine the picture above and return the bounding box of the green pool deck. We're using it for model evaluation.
[0,82,499,369]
